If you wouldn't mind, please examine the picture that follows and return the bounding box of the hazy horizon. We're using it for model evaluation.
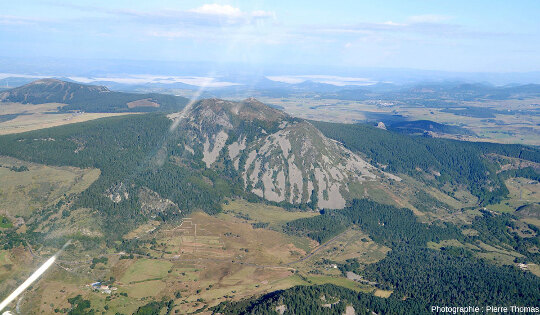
[2,0,540,76]
[2,56,540,87]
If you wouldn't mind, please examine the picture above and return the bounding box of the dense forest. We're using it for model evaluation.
[466,210,540,263]
[311,120,540,205]
[2,113,538,241]
[362,246,540,307]
[0,114,238,238]
[499,166,540,181]
[284,199,540,307]
[0,79,188,112]
[285,198,539,262]
[0,105,539,312]
[386,119,475,136]
[211,284,428,315]
[284,199,461,245]
[58,92,188,113]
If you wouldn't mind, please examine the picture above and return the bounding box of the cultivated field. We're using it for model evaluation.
[256,96,540,146]
[0,102,139,135]
[9,207,391,314]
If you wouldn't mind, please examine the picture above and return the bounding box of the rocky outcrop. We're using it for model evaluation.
[174,98,392,209]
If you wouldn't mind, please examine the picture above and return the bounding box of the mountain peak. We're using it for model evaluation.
[33,78,62,84]
[23,78,109,92]
[177,98,387,209]
[190,97,287,123]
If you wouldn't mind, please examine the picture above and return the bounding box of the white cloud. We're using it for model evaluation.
[189,4,274,20]
[190,4,242,17]
[382,21,405,26]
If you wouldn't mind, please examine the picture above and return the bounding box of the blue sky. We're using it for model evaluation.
[1,0,539,73]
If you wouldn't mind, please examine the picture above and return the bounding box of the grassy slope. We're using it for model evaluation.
[0,156,99,217]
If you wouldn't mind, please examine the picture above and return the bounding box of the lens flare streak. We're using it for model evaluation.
[0,241,71,313]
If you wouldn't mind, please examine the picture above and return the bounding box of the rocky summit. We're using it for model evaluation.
[175,97,391,209]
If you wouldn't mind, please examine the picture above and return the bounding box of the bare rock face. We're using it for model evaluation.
[175,98,388,209]
[105,182,129,203]
[376,122,387,130]
[240,121,377,209]
[138,187,181,215]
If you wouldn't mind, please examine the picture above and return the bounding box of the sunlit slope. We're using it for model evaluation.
[177,98,395,209]
[0,156,99,217]
[312,120,540,205]
[0,79,188,113]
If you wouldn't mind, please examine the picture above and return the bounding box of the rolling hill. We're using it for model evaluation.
[0,78,189,113]
[0,95,539,314]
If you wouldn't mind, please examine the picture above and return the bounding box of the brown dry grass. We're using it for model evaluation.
[127,99,160,108]
[0,102,140,135]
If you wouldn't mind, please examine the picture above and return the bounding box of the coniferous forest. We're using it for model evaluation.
[0,112,539,313]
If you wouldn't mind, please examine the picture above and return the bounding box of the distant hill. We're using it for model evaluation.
[312,82,540,103]
[387,120,475,136]
[403,82,540,101]
[0,78,189,113]
[0,77,39,89]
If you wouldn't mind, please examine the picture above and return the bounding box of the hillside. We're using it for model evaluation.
[386,119,475,136]
[311,120,540,205]
[176,98,394,209]
[0,78,189,112]
[0,99,539,314]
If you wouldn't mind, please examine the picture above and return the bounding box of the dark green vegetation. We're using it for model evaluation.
[0,79,188,113]
[211,284,428,314]
[62,295,176,315]
[516,203,540,219]
[387,119,475,136]
[284,200,540,308]
[286,199,539,262]
[0,216,12,228]
[312,120,540,205]
[0,164,29,172]
[363,246,540,306]
[499,166,540,181]
[469,210,540,263]
[0,114,239,239]
[284,199,461,245]
[0,98,539,313]
[0,113,27,123]
[67,295,94,315]
[134,300,174,315]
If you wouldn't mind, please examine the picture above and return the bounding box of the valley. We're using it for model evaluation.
[0,80,538,314]
[3,0,540,312]
[250,95,540,146]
